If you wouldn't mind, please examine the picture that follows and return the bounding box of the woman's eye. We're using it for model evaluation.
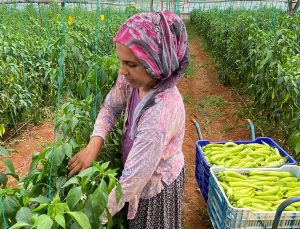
[125,62,137,68]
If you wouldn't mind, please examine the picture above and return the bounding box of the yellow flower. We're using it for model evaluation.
[100,15,105,21]
[68,15,74,26]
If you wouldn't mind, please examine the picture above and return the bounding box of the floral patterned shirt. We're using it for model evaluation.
[92,74,185,219]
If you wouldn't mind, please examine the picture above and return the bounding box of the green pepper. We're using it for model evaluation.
[248,171,293,178]
[254,195,282,201]
[229,182,260,189]
[246,143,266,149]
[265,160,283,167]
[291,202,300,208]
[256,186,280,196]
[251,203,273,211]
[232,187,254,194]
[284,182,300,188]
[237,198,272,207]
[224,142,238,147]
[279,177,298,182]
[246,181,276,187]
[210,153,228,162]
[266,155,282,163]
[285,189,300,198]
[248,176,279,182]
[225,144,245,154]
[223,171,247,179]
[242,162,258,168]
[231,191,254,201]
[223,176,245,182]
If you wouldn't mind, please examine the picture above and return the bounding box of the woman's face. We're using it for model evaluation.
[116,43,158,93]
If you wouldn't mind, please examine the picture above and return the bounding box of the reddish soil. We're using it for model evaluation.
[177,32,250,228]
[1,29,251,228]
[0,123,54,186]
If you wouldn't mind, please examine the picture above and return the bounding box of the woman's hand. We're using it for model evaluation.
[68,136,104,177]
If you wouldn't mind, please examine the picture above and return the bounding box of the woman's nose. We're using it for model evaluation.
[119,63,129,75]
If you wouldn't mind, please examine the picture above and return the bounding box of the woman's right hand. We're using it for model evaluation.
[68,136,104,177]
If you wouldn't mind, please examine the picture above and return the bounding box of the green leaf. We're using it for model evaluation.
[295,144,300,154]
[9,221,31,229]
[33,203,48,212]
[0,173,8,187]
[107,175,116,193]
[4,159,15,174]
[92,161,104,173]
[53,144,66,167]
[77,166,93,178]
[101,161,110,170]
[83,195,94,225]
[66,186,82,210]
[66,211,91,229]
[15,207,34,224]
[289,131,300,154]
[55,214,66,228]
[4,159,19,181]
[0,145,8,156]
[70,117,79,132]
[63,142,73,158]
[30,152,40,170]
[282,92,290,104]
[29,195,50,204]
[106,209,113,229]
[3,196,21,217]
[33,214,53,229]
[22,195,29,206]
[56,176,67,190]
[69,138,79,149]
[92,179,108,220]
[61,176,78,189]
[116,183,122,204]
[70,222,82,229]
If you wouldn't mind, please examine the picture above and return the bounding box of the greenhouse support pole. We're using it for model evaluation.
[288,0,300,14]
[150,0,154,12]
[48,0,66,202]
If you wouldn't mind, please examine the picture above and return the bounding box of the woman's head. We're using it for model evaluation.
[116,43,158,93]
[114,10,189,88]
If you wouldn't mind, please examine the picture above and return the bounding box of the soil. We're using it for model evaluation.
[177,28,249,228]
[0,123,54,187]
[1,26,250,228]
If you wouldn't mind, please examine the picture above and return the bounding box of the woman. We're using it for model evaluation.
[68,10,189,228]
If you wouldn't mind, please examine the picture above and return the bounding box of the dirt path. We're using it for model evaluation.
[0,123,54,186]
[178,23,250,228]
[1,24,251,228]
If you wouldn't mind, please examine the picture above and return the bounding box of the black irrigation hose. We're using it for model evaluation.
[3,121,30,144]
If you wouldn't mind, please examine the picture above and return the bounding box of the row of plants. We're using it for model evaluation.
[0,2,140,228]
[190,8,300,160]
[0,95,126,228]
[0,2,137,139]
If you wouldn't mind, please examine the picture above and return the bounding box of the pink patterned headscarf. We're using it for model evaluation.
[113,10,189,87]
[114,11,189,137]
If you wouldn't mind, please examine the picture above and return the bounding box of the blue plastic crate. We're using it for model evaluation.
[195,137,297,203]
[207,166,300,228]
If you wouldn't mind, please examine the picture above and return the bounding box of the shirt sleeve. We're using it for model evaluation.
[91,75,127,140]
[106,99,169,219]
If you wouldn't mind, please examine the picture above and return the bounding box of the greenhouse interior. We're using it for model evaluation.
[0,0,299,228]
